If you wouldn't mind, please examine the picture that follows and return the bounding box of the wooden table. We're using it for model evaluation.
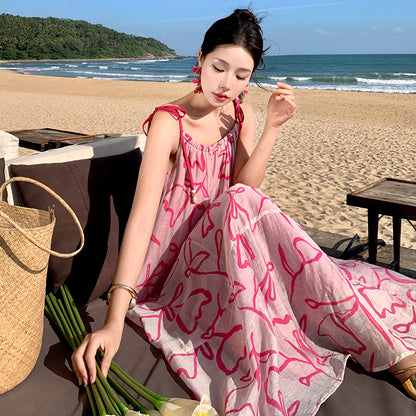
[8,128,120,151]
[347,178,416,271]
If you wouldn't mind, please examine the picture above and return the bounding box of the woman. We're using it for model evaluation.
[73,9,416,415]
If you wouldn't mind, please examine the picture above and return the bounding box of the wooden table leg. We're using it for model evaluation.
[392,216,402,271]
[368,209,379,265]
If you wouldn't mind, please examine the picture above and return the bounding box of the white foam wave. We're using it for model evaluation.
[258,81,415,93]
[299,84,416,94]
[16,67,58,72]
[394,72,416,77]
[133,59,170,64]
[293,76,312,81]
[69,69,187,81]
[356,77,416,85]
[258,82,279,88]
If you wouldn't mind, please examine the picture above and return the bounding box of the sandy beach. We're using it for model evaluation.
[1,68,415,250]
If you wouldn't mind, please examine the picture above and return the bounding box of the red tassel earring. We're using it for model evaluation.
[239,89,248,103]
[191,65,203,94]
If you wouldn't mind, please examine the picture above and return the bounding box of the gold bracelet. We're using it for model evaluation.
[107,284,138,310]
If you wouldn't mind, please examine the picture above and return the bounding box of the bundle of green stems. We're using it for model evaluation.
[44,284,217,416]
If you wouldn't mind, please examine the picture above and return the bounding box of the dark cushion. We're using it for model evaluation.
[0,157,6,201]
[10,148,141,305]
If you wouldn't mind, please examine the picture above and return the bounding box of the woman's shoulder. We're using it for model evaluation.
[144,101,186,130]
[240,100,254,115]
[146,106,183,133]
[143,108,181,155]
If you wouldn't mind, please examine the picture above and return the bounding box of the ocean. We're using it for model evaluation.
[1,54,415,94]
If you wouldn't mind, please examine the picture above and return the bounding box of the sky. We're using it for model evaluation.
[1,0,415,56]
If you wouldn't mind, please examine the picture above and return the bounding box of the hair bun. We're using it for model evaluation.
[234,8,259,25]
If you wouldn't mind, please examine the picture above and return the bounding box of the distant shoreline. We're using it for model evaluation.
[0,55,188,64]
[2,53,415,64]
[2,54,415,94]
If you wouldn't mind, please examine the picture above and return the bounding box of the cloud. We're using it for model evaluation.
[394,27,404,32]
[316,28,330,36]
[370,26,378,31]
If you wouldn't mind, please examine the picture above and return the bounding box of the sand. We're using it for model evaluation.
[1,68,415,250]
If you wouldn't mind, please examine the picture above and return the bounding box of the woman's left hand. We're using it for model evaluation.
[266,82,296,128]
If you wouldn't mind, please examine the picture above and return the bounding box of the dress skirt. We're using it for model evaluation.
[129,184,416,416]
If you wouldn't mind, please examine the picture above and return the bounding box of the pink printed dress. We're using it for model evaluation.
[128,102,416,416]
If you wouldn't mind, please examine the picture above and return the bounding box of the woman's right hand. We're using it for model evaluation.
[71,321,123,385]
[266,82,296,128]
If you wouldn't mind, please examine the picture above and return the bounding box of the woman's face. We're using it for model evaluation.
[198,44,254,107]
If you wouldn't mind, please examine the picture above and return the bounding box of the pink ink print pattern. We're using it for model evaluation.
[128,102,416,416]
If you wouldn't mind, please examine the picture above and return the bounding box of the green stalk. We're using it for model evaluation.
[57,298,83,346]
[62,284,88,337]
[46,293,76,350]
[45,295,63,333]
[91,382,107,416]
[45,295,73,351]
[109,392,121,414]
[108,360,168,409]
[50,294,78,349]
[95,378,121,416]
[61,285,86,341]
[44,303,53,320]
[85,385,100,416]
[96,363,129,416]
[107,373,150,414]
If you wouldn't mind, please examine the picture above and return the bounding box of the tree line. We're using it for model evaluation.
[0,14,176,60]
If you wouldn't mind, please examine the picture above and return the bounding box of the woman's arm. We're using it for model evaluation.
[232,83,296,187]
[71,110,179,385]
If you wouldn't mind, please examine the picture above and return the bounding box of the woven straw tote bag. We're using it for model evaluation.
[0,176,84,394]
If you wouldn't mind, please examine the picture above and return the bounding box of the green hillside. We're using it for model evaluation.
[0,14,176,60]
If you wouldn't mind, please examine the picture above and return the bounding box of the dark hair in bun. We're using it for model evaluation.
[200,9,267,71]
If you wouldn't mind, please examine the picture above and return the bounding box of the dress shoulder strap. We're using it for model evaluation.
[142,105,186,136]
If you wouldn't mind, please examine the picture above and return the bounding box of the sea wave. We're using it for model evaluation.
[131,59,170,64]
[67,69,185,77]
[2,55,415,93]
[269,76,288,81]
[292,76,312,81]
[356,77,416,85]
[259,81,416,94]
[393,72,416,77]
[9,66,62,72]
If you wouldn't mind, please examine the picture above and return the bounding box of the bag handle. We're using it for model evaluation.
[0,176,85,258]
